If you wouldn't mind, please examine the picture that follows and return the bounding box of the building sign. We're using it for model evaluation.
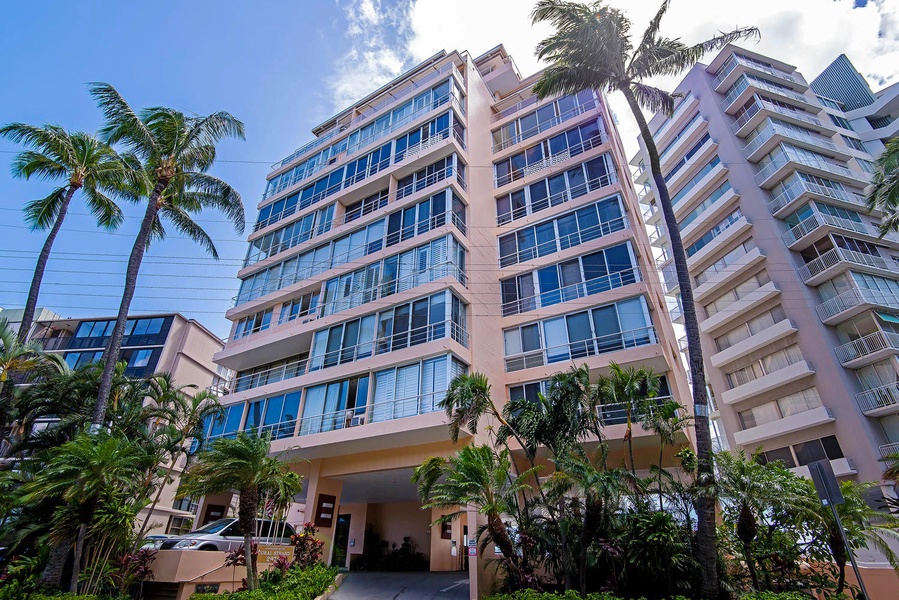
[314,494,336,528]
[257,544,294,564]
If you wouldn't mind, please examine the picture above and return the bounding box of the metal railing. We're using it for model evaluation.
[298,390,446,436]
[856,382,899,414]
[504,326,657,372]
[320,261,467,317]
[733,98,824,134]
[743,120,838,158]
[309,319,469,372]
[494,132,607,187]
[492,100,597,152]
[395,126,466,163]
[230,358,310,394]
[834,330,899,364]
[816,288,899,321]
[397,163,466,200]
[714,53,797,90]
[501,267,640,317]
[782,212,868,246]
[755,154,865,186]
[596,396,675,426]
[496,171,617,226]
[798,247,889,282]
[722,74,810,112]
[492,95,539,122]
[499,214,628,268]
[767,178,868,214]
[273,63,463,170]
[878,442,899,458]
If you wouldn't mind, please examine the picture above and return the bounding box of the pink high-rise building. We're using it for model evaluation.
[205,45,692,595]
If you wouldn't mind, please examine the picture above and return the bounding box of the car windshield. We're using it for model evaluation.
[191,518,235,534]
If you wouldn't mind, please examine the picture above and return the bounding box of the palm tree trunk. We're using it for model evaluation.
[17,185,78,344]
[621,86,718,599]
[836,560,846,595]
[39,541,70,589]
[658,443,665,509]
[92,179,167,427]
[742,541,760,591]
[132,457,178,554]
[238,486,260,591]
[70,521,88,592]
[486,511,522,587]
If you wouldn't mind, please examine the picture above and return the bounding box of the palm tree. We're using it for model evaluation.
[641,399,693,507]
[87,83,245,429]
[868,137,899,234]
[530,5,758,593]
[18,432,152,593]
[132,378,223,549]
[595,362,659,475]
[413,444,537,589]
[806,479,899,595]
[440,372,506,443]
[0,125,133,344]
[178,433,301,591]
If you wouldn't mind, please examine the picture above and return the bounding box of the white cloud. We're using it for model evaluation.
[326,0,898,156]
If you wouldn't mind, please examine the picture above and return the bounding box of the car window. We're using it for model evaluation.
[222,523,243,536]
[256,520,273,537]
[193,518,235,534]
[282,523,296,538]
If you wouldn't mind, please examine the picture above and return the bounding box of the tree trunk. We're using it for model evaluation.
[836,560,846,595]
[238,486,260,591]
[39,541,70,589]
[579,497,601,598]
[132,457,178,553]
[70,521,88,593]
[92,179,167,427]
[742,541,761,591]
[658,443,665,509]
[486,511,522,587]
[621,86,718,599]
[17,186,78,345]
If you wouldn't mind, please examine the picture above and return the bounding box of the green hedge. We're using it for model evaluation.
[189,563,338,600]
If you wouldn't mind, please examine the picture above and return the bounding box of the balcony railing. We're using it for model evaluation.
[798,247,889,283]
[499,215,628,268]
[743,120,838,158]
[492,95,539,123]
[714,53,797,89]
[767,178,868,214]
[501,267,641,317]
[397,162,466,200]
[782,212,868,246]
[273,62,463,171]
[492,99,597,152]
[878,442,899,459]
[816,287,899,321]
[722,74,810,112]
[733,98,825,134]
[395,126,466,163]
[494,132,607,187]
[504,326,657,372]
[834,330,899,365]
[496,171,618,226]
[231,358,310,394]
[597,395,675,426]
[298,389,446,436]
[755,155,862,187]
[856,382,899,414]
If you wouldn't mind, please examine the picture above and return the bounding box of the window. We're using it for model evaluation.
[233,309,273,340]
[685,208,743,257]
[310,291,467,371]
[502,296,655,372]
[500,242,637,316]
[738,387,821,429]
[856,158,876,174]
[842,135,867,152]
[832,234,881,257]
[671,157,721,205]
[868,115,895,130]
[243,391,301,439]
[493,119,604,187]
[126,349,153,369]
[508,380,549,404]
[371,355,466,422]
[491,91,597,150]
[245,202,337,266]
[714,306,787,351]
[203,404,244,444]
[233,354,307,393]
[64,351,104,369]
[725,343,804,389]
[497,195,625,267]
[396,155,460,200]
[704,271,770,317]
[664,132,711,182]
[344,190,388,223]
[300,375,371,435]
[279,292,320,324]
[816,96,843,110]
[828,113,853,130]
[394,112,452,162]
[679,181,733,229]
[495,154,615,224]
[694,240,757,286]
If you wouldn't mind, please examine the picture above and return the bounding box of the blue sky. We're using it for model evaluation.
[0,0,895,339]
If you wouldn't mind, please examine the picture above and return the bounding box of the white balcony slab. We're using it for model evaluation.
[721,360,815,405]
[710,319,798,368]
[733,405,834,446]
[700,281,780,335]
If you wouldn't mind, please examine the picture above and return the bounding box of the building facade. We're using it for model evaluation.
[24,311,227,534]
[630,44,899,495]
[208,45,692,593]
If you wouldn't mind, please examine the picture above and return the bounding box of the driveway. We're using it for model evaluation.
[331,571,471,600]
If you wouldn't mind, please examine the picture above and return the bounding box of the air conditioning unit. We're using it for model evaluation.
[350,415,365,427]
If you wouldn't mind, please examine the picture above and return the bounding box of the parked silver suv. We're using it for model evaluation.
[158,518,296,551]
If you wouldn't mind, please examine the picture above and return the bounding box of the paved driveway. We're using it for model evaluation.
[331,571,470,600]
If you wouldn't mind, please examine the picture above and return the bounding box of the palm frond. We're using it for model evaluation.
[81,187,125,230]
[632,28,760,81]
[89,83,158,157]
[22,186,68,230]
[630,81,677,115]
[10,150,68,182]
[159,203,218,259]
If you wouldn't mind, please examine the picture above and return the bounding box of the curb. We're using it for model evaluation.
[314,572,346,600]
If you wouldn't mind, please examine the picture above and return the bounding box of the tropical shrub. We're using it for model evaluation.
[190,563,338,600]
[290,522,325,568]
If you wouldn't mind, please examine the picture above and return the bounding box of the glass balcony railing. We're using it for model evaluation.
[597,395,675,426]
[723,74,810,112]
[501,267,641,317]
[743,121,837,158]
[493,99,597,152]
[733,98,825,134]
[298,389,447,437]
[714,53,797,89]
[755,154,864,187]
[494,132,607,187]
[504,326,657,372]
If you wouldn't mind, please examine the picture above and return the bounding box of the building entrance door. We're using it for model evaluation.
[332,514,352,567]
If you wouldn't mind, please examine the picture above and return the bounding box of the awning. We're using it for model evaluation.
[875,312,899,325]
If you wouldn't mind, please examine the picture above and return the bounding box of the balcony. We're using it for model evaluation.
[596,396,675,426]
[790,457,856,479]
[709,319,797,368]
[700,281,781,334]
[798,247,892,286]
[878,442,899,459]
[298,389,445,437]
[732,97,834,138]
[649,93,699,152]
[501,267,640,317]
[816,288,899,324]
[498,214,628,268]
[494,132,608,188]
[733,406,834,447]
[767,178,870,217]
[742,120,846,163]
[713,53,803,94]
[721,74,817,115]
[694,247,766,303]
[504,326,657,373]
[496,171,618,226]
[782,212,870,250]
[755,155,870,189]
[686,216,752,270]
[834,330,899,368]
[720,360,815,405]
[492,98,598,152]
[856,382,899,416]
